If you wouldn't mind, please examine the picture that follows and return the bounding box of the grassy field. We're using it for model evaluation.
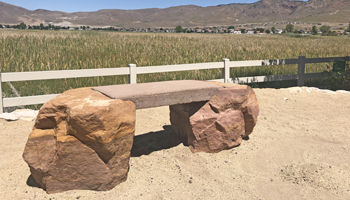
[0,30,349,109]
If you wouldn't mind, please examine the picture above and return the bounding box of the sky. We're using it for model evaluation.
[3,0,260,13]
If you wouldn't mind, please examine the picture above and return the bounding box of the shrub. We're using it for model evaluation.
[323,57,350,90]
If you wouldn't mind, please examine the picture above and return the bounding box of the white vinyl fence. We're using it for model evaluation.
[0,56,349,113]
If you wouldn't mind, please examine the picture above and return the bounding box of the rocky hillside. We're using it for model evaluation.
[0,0,349,28]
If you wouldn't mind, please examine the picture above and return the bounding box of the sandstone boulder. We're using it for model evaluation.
[170,83,259,153]
[23,88,136,194]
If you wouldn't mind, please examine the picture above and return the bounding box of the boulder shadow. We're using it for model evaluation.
[243,136,250,140]
[131,125,184,157]
[26,174,41,188]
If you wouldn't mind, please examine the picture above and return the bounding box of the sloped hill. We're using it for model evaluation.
[0,0,349,28]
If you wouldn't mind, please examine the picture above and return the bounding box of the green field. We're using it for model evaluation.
[1,30,349,109]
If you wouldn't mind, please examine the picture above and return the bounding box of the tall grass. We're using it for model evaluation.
[1,30,349,101]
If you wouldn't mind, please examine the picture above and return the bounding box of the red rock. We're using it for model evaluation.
[23,88,135,194]
[170,83,259,153]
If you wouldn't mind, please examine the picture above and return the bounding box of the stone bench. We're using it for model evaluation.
[23,80,259,194]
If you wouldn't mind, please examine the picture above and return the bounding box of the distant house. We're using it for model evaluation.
[187,28,195,33]
[275,29,283,34]
[246,30,255,34]
[222,28,228,33]
[233,29,241,34]
[229,29,241,34]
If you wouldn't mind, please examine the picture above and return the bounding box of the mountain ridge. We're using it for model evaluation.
[0,0,349,28]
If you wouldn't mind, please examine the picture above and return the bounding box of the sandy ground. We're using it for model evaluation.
[1,87,350,200]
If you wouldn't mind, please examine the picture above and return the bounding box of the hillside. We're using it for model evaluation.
[0,0,349,28]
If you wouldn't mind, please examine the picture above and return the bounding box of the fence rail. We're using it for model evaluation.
[0,56,349,113]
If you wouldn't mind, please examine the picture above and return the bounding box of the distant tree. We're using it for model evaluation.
[228,25,235,30]
[0,24,3,28]
[271,26,276,34]
[320,25,331,35]
[286,24,294,33]
[327,31,338,36]
[346,21,350,33]
[241,28,246,33]
[18,22,26,29]
[175,25,183,33]
[254,28,264,33]
[40,23,44,30]
[266,29,271,34]
[75,27,79,30]
[82,26,86,30]
[311,26,318,35]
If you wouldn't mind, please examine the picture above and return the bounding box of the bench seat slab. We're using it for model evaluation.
[92,80,223,109]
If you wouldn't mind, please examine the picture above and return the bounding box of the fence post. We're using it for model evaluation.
[297,56,306,87]
[129,64,137,84]
[222,58,230,83]
[0,72,3,113]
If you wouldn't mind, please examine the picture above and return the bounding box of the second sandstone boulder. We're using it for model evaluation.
[170,84,259,153]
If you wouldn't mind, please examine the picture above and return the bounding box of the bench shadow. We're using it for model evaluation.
[131,125,184,157]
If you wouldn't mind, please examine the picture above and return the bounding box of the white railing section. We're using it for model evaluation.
[0,56,349,113]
